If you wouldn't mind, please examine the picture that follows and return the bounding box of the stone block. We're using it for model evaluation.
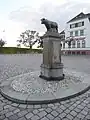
[38,111,47,118]
[47,114,54,120]
[25,113,34,119]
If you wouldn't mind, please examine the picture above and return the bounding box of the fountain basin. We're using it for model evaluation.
[0,69,90,104]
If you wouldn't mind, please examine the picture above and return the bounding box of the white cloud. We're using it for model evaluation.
[10,0,90,32]
[1,0,90,47]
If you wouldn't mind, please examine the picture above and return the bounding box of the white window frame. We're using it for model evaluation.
[75,31,78,36]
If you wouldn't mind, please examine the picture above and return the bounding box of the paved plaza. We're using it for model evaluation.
[0,54,90,120]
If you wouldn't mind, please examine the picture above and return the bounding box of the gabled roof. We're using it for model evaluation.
[67,12,90,23]
[60,30,65,34]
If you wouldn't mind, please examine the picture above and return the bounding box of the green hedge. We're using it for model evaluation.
[0,47,43,54]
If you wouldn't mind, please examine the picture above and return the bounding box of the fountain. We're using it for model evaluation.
[39,18,64,80]
[0,19,90,104]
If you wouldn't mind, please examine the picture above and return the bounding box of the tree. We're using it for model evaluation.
[36,33,43,48]
[37,39,43,48]
[17,30,41,49]
[65,37,74,48]
[0,39,6,47]
[17,44,21,48]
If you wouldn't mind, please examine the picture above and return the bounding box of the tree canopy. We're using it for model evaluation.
[17,30,43,49]
[0,39,6,47]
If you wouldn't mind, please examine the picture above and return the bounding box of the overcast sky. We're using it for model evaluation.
[0,0,90,47]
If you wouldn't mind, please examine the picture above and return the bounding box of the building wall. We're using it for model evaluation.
[85,18,90,47]
[62,50,90,55]
[65,18,90,49]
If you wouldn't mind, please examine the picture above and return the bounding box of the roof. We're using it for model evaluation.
[60,30,65,34]
[67,12,90,23]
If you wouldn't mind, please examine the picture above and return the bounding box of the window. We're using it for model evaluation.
[75,23,78,27]
[70,21,84,29]
[70,24,75,28]
[72,41,76,48]
[82,21,84,26]
[80,30,84,36]
[78,22,82,27]
[63,43,65,49]
[77,40,80,48]
[82,40,85,48]
[78,21,84,27]
[70,31,73,36]
[75,31,78,36]
[60,43,62,48]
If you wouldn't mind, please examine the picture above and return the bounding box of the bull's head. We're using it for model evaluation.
[41,18,45,24]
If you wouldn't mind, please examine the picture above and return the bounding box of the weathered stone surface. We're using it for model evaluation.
[25,113,34,119]
[38,111,47,118]
[18,117,27,120]
[0,114,5,119]
[31,115,39,120]
[59,112,67,119]
[33,109,39,114]
[12,103,19,107]
[13,108,20,114]
[17,110,28,117]
[51,110,59,117]
[45,108,52,113]
[40,32,64,80]
[6,112,13,117]
[0,55,90,120]
[8,114,18,120]
[47,114,54,119]
[41,117,49,120]
[18,104,27,109]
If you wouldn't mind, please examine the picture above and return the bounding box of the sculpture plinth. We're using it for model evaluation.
[40,32,64,80]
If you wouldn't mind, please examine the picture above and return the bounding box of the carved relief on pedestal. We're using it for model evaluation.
[52,41,60,63]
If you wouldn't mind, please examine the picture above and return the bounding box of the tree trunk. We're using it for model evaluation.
[30,45,32,49]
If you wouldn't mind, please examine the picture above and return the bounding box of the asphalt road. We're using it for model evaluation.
[0,54,90,82]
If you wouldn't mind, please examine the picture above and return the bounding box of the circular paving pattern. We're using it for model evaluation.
[0,69,90,104]
[11,70,82,94]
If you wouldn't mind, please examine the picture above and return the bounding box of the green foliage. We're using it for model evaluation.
[0,39,6,47]
[17,30,41,49]
[0,47,43,54]
[37,36,43,48]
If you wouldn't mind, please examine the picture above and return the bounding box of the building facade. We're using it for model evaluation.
[62,12,90,55]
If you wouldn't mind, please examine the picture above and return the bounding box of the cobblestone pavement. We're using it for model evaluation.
[0,54,90,120]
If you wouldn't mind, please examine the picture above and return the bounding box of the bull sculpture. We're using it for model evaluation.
[41,18,58,32]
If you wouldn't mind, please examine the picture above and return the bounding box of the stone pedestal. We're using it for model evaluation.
[40,32,64,80]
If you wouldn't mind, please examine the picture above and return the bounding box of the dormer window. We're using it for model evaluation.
[78,22,84,27]
[70,21,84,29]
[70,24,75,28]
